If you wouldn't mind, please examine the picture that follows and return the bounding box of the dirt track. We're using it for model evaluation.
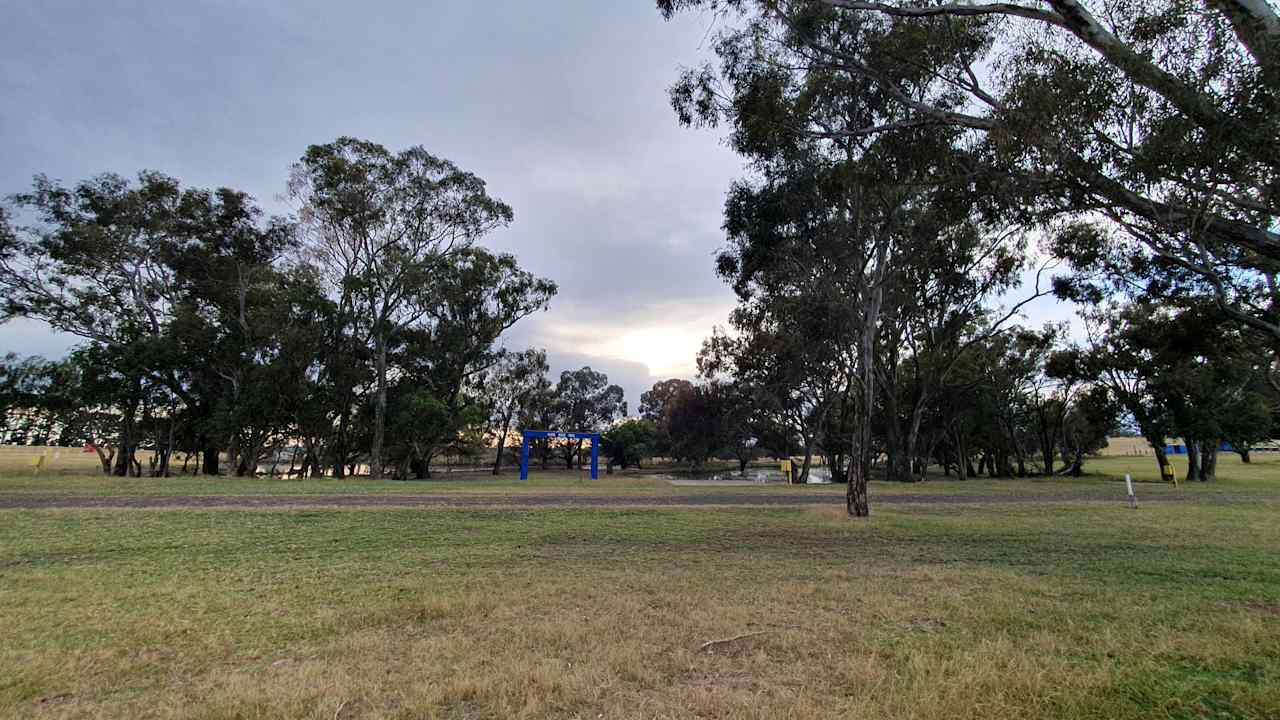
[0,491,1262,510]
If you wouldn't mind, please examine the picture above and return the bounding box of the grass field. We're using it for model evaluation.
[2,446,1278,498]
[2,453,1278,719]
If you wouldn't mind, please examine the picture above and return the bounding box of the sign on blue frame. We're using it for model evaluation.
[519,429,600,480]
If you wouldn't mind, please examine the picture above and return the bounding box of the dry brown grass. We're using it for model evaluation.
[4,502,1278,719]
[19,567,1114,719]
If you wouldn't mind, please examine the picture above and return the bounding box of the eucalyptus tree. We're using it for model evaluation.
[661,0,1280,352]
[602,419,660,472]
[1132,301,1276,480]
[639,378,695,421]
[381,248,555,478]
[165,188,299,474]
[518,383,561,469]
[483,348,551,474]
[0,354,62,447]
[1085,302,1182,478]
[873,212,1030,481]
[664,1,1031,512]
[291,137,514,479]
[716,379,764,474]
[660,380,732,468]
[0,173,294,474]
[552,367,627,468]
[640,378,695,459]
[0,173,186,353]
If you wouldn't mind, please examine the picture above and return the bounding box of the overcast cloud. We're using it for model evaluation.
[1,1,1070,411]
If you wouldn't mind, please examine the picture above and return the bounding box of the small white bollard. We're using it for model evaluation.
[1125,473,1137,509]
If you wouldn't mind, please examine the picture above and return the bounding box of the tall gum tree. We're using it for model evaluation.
[661,4,1036,514]
[290,138,513,480]
[660,0,1280,375]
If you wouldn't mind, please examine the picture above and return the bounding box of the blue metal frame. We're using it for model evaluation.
[519,430,599,481]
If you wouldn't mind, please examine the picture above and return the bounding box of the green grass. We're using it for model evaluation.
[0,453,1276,500]
[2,498,1279,718]
[2,448,1277,716]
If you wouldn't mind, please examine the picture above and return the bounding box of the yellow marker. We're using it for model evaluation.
[780,459,792,484]
[31,454,47,474]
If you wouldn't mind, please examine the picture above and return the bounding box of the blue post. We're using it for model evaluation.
[520,434,530,481]
[590,434,599,480]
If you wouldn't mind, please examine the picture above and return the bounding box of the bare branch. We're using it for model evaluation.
[822,0,1067,26]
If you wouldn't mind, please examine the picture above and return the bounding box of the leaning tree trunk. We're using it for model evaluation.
[798,437,814,484]
[1151,439,1172,481]
[93,444,113,475]
[1184,439,1200,484]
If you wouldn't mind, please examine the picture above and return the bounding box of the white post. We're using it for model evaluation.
[1125,473,1137,509]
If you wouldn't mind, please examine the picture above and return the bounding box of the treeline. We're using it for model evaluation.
[0,137,628,479]
[619,309,1276,485]
[660,0,1280,514]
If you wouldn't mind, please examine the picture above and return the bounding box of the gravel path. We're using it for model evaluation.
[0,491,1262,510]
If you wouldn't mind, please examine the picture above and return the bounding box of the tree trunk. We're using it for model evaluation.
[113,399,138,477]
[799,438,813,484]
[370,329,388,481]
[883,393,908,482]
[492,410,512,475]
[226,432,240,479]
[846,249,885,518]
[93,445,113,474]
[410,455,428,480]
[159,412,175,478]
[1184,439,1200,483]
[902,402,927,482]
[846,458,870,516]
[1237,447,1251,463]
[332,411,349,479]
[1153,444,1172,481]
[1005,418,1027,477]
[201,444,220,475]
[1200,442,1219,481]
[1040,436,1055,476]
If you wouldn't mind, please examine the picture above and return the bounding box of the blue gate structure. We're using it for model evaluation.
[519,430,600,481]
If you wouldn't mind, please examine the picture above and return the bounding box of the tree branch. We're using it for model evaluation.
[822,0,1068,26]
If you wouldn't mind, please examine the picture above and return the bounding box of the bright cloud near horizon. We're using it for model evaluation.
[0,1,1070,412]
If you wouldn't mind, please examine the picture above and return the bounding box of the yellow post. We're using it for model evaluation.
[30,453,47,475]
[780,458,792,485]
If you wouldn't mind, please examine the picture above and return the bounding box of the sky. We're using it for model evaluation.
[0,1,1074,411]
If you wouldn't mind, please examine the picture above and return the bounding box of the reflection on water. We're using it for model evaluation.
[658,467,833,485]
